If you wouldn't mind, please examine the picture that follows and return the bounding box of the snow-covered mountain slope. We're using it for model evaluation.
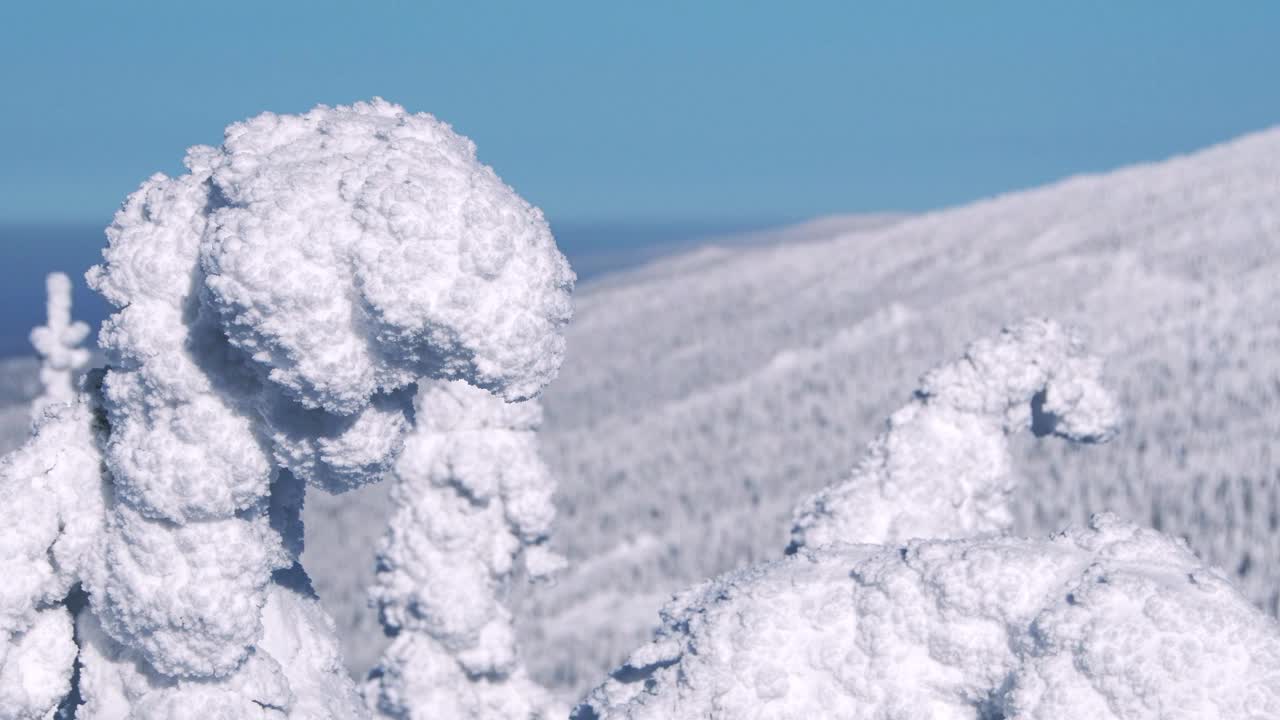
[3,127,1277,706]
[303,125,1280,702]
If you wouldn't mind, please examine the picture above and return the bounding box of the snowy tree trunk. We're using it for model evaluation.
[365,380,566,719]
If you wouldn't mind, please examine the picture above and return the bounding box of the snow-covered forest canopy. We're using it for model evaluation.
[1,101,1278,719]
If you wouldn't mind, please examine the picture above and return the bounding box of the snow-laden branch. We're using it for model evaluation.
[28,272,90,422]
[365,380,565,719]
[789,318,1121,551]
[0,99,573,718]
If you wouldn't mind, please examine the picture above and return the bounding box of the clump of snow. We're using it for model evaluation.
[28,272,90,422]
[365,379,564,718]
[0,98,573,717]
[76,575,366,719]
[1,607,77,720]
[789,318,1121,551]
[0,399,104,719]
[579,514,1280,719]
[201,100,573,413]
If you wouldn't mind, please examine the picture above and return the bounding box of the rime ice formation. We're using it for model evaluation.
[789,318,1121,552]
[201,102,573,413]
[0,99,572,718]
[577,514,1280,719]
[75,574,366,719]
[28,272,91,422]
[365,380,565,719]
[0,400,103,720]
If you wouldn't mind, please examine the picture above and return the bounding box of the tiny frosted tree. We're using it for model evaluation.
[0,100,573,719]
[28,272,91,422]
[365,380,567,719]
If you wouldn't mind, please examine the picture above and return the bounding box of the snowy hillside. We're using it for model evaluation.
[1,126,1277,708]
[302,126,1280,700]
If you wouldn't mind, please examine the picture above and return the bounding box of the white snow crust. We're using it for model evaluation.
[578,514,1280,719]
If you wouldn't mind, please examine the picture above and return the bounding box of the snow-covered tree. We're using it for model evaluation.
[28,272,90,422]
[364,380,566,719]
[0,99,573,719]
[577,319,1280,719]
[789,318,1121,551]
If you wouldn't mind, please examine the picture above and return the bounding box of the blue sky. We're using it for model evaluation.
[2,1,1279,226]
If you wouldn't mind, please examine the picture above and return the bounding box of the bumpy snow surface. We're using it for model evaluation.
[577,515,1280,719]
[0,99,573,718]
[0,401,102,719]
[298,126,1280,701]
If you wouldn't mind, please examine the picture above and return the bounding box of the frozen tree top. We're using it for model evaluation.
[28,272,90,419]
[92,98,574,415]
[790,318,1121,551]
[579,514,1280,719]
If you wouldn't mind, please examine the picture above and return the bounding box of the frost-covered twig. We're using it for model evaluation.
[0,99,573,719]
[365,380,565,719]
[28,272,90,422]
[789,318,1121,551]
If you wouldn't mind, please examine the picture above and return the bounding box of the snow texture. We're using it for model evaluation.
[365,380,564,719]
[295,127,1280,704]
[0,399,103,720]
[200,100,573,412]
[577,514,1280,719]
[477,126,1280,698]
[28,272,90,422]
[76,572,366,720]
[789,318,1120,552]
[0,98,573,718]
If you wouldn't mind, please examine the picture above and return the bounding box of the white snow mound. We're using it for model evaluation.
[579,514,1280,720]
